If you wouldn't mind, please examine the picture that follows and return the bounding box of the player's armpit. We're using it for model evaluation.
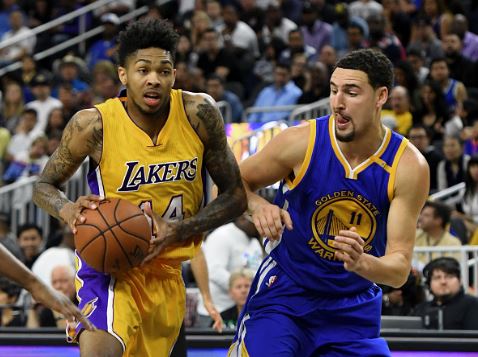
[33,109,103,220]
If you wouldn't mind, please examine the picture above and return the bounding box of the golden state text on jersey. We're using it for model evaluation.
[88,89,205,263]
[268,115,408,295]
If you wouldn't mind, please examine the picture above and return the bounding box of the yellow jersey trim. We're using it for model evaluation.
[370,156,392,173]
[387,138,409,202]
[285,120,316,189]
[328,115,392,180]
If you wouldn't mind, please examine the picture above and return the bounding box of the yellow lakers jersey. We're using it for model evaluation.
[90,89,204,263]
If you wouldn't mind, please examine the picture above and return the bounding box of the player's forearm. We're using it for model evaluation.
[190,252,212,301]
[0,244,39,291]
[355,252,411,288]
[175,186,247,242]
[32,181,71,222]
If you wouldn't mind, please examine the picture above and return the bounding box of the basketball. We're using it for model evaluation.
[74,198,151,274]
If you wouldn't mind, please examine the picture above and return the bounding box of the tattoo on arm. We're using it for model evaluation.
[176,97,246,240]
[33,110,102,220]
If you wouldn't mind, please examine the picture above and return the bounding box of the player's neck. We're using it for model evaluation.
[125,100,170,142]
[339,123,386,166]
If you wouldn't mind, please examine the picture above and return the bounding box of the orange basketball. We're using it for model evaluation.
[74,198,151,274]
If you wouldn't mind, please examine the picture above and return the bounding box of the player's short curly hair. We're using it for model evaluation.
[333,49,393,93]
[117,18,179,67]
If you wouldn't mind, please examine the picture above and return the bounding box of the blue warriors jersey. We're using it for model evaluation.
[269,115,408,295]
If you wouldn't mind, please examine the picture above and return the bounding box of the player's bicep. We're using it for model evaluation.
[386,146,429,258]
[38,109,102,187]
[240,125,309,191]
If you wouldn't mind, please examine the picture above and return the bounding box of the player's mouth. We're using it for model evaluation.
[143,91,161,107]
[335,112,351,130]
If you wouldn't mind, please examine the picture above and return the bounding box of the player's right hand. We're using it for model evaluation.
[29,279,96,331]
[59,195,102,234]
[252,203,293,241]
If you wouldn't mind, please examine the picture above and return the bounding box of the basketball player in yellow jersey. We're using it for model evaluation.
[33,19,247,356]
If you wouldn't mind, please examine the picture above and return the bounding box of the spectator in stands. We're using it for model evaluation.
[437,136,469,193]
[0,212,21,258]
[419,0,453,40]
[86,13,120,71]
[27,0,52,53]
[0,81,25,134]
[28,264,78,328]
[2,135,48,185]
[16,55,37,101]
[318,45,338,78]
[346,18,368,54]
[0,0,22,39]
[0,9,36,66]
[220,269,254,330]
[32,225,75,288]
[25,73,62,136]
[248,62,302,123]
[408,124,443,194]
[206,74,243,123]
[44,108,65,138]
[280,29,316,66]
[261,0,297,45]
[348,0,383,21]
[220,4,259,59]
[298,60,329,105]
[415,201,462,267]
[393,60,420,112]
[381,270,425,316]
[5,108,39,162]
[197,214,263,327]
[451,14,478,62]
[412,257,478,330]
[239,0,265,35]
[407,16,444,62]
[57,82,82,120]
[442,33,476,89]
[454,156,478,244]
[0,277,25,327]
[94,0,134,17]
[429,57,467,115]
[406,48,429,85]
[196,28,239,83]
[300,1,332,59]
[289,53,308,92]
[190,10,212,49]
[53,55,90,107]
[205,0,224,30]
[366,13,405,65]
[16,223,43,269]
[252,37,285,88]
[413,79,449,143]
[90,61,121,104]
[381,86,413,135]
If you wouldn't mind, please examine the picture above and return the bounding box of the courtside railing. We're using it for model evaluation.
[0,160,89,237]
[289,97,330,122]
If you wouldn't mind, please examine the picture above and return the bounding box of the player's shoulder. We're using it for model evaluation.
[70,108,102,129]
[394,140,430,197]
[181,90,216,114]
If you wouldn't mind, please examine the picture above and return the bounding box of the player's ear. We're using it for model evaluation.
[118,66,127,86]
[376,87,388,108]
[171,68,176,87]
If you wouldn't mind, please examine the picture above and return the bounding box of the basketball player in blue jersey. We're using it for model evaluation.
[33,19,246,356]
[229,49,430,356]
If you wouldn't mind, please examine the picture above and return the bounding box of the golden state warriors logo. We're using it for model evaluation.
[308,190,379,260]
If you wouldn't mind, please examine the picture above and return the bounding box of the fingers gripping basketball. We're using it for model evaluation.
[75,198,151,274]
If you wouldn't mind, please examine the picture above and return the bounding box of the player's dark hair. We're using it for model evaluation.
[17,223,43,238]
[423,201,451,229]
[117,19,179,67]
[333,49,394,92]
[423,257,461,287]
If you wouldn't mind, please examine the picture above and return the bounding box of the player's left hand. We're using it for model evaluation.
[29,280,96,331]
[204,299,223,333]
[141,202,178,263]
[333,227,365,272]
